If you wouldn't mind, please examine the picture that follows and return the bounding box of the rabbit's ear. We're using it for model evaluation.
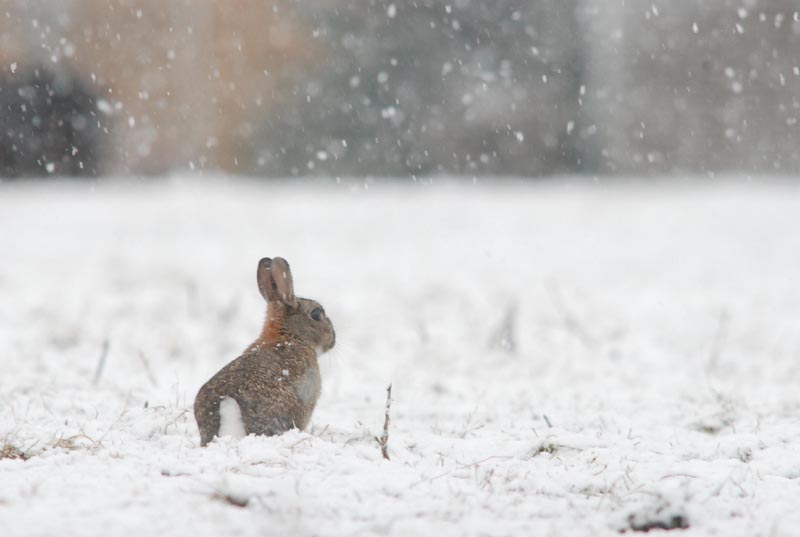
[270,257,298,307]
[257,257,275,302]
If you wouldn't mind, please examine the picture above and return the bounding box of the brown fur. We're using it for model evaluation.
[256,302,288,346]
[194,257,335,447]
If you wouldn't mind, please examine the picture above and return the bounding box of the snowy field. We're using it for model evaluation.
[2,178,800,537]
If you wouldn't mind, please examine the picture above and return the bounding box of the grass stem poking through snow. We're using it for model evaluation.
[138,350,159,387]
[545,280,596,349]
[488,303,517,353]
[92,339,110,385]
[376,384,392,461]
[706,309,730,373]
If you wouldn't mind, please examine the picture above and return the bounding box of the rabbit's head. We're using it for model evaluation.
[257,257,335,353]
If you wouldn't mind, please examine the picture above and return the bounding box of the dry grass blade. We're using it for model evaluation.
[0,443,29,461]
[375,383,392,461]
[93,339,110,385]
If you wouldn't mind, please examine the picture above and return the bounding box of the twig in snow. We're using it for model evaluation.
[92,339,110,385]
[375,383,392,461]
[543,414,553,428]
[210,490,249,508]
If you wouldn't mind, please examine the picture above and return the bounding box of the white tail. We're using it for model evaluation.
[218,397,246,439]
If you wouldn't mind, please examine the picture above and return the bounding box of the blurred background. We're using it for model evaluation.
[1,0,799,180]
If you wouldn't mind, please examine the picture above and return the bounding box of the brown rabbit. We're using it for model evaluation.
[194,257,335,446]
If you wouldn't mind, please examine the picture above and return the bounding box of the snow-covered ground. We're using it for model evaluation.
[2,178,800,536]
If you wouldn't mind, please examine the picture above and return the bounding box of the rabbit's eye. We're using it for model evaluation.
[310,308,324,321]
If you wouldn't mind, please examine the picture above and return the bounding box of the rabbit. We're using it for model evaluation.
[194,257,335,446]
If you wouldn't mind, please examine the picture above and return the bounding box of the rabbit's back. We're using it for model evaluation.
[194,344,321,446]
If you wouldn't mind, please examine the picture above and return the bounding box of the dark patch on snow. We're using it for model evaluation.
[623,498,690,533]
[625,513,689,533]
[531,442,559,457]
[211,492,250,508]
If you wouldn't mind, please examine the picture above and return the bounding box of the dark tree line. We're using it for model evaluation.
[3,0,800,178]
[255,0,583,177]
[0,66,108,178]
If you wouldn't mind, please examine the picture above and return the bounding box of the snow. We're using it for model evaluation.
[1,178,800,536]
